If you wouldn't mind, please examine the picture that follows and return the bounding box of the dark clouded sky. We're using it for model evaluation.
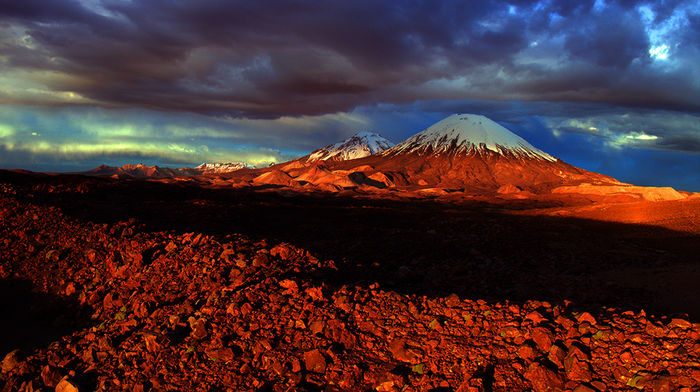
[0,0,698,190]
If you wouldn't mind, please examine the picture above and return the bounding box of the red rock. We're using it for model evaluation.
[290,357,302,372]
[532,327,554,352]
[578,322,594,335]
[612,366,633,384]
[619,349,633,364]
[41,365,62,388]
[564,355,592,382]
[565,344,588,361]
[668,318,691,330]
[303,349,327,373]
[572,385,596,392]
[445,293,460,307]
[518,344,537,361]
[270,360,285,376]
[305,286,325,301]
[188,317,208,339]
[389,339,418,363]
[548,345,566,369]
[65,282,76,296]
[309,320,325,335]
[56,379,80,392]
[525,311,547,325]
[576,312,597,325]
[1,349,23,373]
[555,316,574,330]
[690,369,700,383]
[270,243,296,260]
[650,376,675,392]
[252,252,270,267]
[524,362,565,392]
[164,241,177,252]
[205,347,235,362]
[500,326,521,339]
[279,279,298,295]
[645,322,666,338]
[334,295,353,312]
[376,380,395,391]
[143,333,161,353]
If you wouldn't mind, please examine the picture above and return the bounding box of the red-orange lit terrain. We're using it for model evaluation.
[1,115,699,392]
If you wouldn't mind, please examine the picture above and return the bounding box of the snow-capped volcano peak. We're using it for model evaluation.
[307,132,394,162]
[386,114,556,161]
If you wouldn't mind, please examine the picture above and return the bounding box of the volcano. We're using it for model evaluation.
[387,114,555,160]
[306,131,394,162]
[348,113,619,192]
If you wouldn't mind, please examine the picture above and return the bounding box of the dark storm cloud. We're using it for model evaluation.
[2,0,698,117]
[563,5,649,69]
[0,0,91,21]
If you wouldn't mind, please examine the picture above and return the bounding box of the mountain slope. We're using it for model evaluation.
[307,132,394,162]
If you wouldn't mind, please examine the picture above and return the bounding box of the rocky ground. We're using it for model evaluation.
[0,173,699,391]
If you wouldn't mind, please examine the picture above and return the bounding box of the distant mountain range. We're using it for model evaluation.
[86,162,251,178]
[84,114,690,201]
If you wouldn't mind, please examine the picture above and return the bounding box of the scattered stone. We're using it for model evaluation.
[1,349,23,373]
[205,347,235,362]
[668,318,691,330]
[445,293,460,307]
[41,365,63,388]
[531,327,554,352]
[188,317,208,340]
[303,349,327,373]
[55,378,80,392]
[576,313,597,325]
[524,362,565,392]
[389,339,417,363]
[525,311,546,325]
[548,344,567,369]
[572,384,596,392]
[564,355,592,382]
[650,375,675,392]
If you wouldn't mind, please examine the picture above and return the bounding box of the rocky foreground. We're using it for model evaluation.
[1,182,699,392]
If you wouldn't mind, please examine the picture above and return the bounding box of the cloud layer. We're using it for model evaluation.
[1,0,699,116]
[0,104,379,169]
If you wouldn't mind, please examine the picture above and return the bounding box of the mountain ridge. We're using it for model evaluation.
[306,131,394,162]
[78,114,693,202]
[86,162,251,178]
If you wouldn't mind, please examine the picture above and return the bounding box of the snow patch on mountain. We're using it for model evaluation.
[386,114,556,161]
[307,132,394,162]
[196,162,251,173]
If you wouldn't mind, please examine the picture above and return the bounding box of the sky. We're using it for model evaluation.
[0,0,698,190]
